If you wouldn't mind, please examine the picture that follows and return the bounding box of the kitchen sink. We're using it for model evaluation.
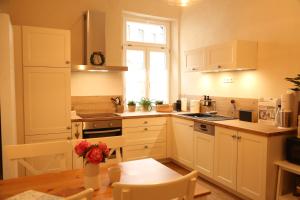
[180,113,234,121]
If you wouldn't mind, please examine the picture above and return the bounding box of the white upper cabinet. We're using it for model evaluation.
[24,67,71,136]
[184,40,257,72]
[185,48,206,71]
[22,26,71,67]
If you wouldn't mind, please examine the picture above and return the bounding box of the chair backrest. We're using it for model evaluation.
[4,140,72,175]
[112,170,199,200]
[73,136,125,166]
[65,188,94,200]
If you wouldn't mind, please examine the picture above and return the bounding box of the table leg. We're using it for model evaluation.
[276,167,283,200]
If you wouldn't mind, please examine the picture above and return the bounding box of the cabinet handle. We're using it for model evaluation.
[75,132,80,139]
[189,125,194,127]
[237,136,241,140]
[66,126,71,130]
[144,128,148,131]
[232,135,237,139]
[65,61,70,64]
[144,121,148,124]
[67,136,72,140]
[217,65,222,69]
[144,145,148,149]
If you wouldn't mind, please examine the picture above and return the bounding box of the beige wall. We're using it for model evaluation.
[180,0,300,99]
[2,0,181,96]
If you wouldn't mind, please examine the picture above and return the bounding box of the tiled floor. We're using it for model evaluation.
[164,162,242,200]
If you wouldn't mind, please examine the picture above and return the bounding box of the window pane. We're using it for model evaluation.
[125,49,146,102]
[149,51,168,103]
[126,21,166,45]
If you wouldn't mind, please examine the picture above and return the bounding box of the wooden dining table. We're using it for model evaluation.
[0,158,210,199]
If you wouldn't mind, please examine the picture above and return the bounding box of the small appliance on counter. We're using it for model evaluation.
[175,99,181,112]
[181,97,188,112]
[286,137,300,165]
[239,110,255,122]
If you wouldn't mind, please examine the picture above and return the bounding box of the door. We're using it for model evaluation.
[171,118,194,168]
[194,131,214,178]
[237,131,267,200]
[24,67,71,136]
[213,126,237,189]
[22,26,70,67]
[206,42,235,70]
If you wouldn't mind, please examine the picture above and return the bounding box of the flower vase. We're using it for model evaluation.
[84,163,100,190]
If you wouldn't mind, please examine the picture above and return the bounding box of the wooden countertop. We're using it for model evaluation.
[71,111,297,137]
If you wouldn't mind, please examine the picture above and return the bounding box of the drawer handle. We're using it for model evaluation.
[144,128,148,131]
[144,145,148,149]
[144,121,148,124]
[232,135,237,139]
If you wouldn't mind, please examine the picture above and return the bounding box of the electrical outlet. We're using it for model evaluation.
[223,77,233,83]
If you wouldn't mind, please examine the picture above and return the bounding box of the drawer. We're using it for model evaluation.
[122,117,167,128]
[123,142,166,161]
[123,125,166,145]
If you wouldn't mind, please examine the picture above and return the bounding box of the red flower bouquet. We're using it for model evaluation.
[74,140,110,164]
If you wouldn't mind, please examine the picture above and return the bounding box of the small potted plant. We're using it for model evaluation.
[139,97,153,112]
[127,101,136,112]
[74,140,109,189]
[155,100,164,105]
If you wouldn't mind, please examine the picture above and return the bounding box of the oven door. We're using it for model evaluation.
[82,128,122,139]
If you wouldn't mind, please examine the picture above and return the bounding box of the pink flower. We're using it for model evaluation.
[98,142,110,156]
[75,141,91,156]
[86,146,103,164]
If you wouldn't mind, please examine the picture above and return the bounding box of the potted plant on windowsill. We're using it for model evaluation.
[127,101,136,112]
[139,97,153,112]
[155,100,173,112]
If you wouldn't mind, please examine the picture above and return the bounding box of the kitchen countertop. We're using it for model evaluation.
[71,111,297,137]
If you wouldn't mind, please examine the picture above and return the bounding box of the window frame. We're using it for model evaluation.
[123,14,171,103]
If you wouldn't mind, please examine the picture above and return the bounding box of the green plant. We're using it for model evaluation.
[155,100,163,105]
[127,101,136,106]
[286,74,300,91]
[139,97,153,111]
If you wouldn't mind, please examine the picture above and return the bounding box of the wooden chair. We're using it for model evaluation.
[112,170,199,200]
[4,141,72,175]
[72,136,125,167]
[65,188,94,200]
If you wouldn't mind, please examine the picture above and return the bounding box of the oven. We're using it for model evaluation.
[82,119,122,139]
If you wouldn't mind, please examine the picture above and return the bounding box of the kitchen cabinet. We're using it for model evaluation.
[213,126,237,190]
[185,48,206,71]
[122,117,167,161]
[214,126,267,200]
[205,40,257,71]
[22,26,70,67]
[171,118,194,168]
[23,67,71,136]
[184,40,257,72]
[194,130,214,178]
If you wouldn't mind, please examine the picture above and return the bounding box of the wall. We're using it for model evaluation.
[2,0,181,96]
[180,0,300,99]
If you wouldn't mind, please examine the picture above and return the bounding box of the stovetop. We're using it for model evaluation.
[77,113,122,121]
[180,113,234,121]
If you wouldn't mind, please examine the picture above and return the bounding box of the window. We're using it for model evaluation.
[124,16,170,104]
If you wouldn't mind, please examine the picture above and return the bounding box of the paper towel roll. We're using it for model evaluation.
[281,92,292,111]
[181,98,188,112]
[190,100,200,113]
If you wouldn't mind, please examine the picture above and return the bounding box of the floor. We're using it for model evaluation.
[164,162,242,200]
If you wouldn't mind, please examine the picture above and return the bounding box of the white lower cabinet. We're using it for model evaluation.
[214,126,267,200]
[122,117,167,161]
[193,130,214,178]
[171,118,194,168]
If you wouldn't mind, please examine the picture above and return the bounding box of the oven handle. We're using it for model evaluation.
[83,129,121,135]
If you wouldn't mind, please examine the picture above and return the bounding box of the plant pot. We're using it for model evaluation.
[84,163,100,190]
[142,105,151,112]
[128,105,136,112]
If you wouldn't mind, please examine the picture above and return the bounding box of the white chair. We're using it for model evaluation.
[72,136,125,167]
[4,141,72,175]
[112,170,199,200]
[65,188,94,200]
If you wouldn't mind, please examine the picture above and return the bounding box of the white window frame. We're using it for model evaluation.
[123,14,171,103]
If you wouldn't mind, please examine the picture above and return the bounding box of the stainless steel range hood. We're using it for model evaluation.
[72,10,128,72]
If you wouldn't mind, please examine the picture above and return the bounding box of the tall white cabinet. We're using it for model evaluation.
[21,26,72,174]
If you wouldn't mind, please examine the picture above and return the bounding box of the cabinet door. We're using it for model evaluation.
[22,26,70,67]
[24,67,71,136]
[171,118,194,168]
[123,142,166,161]
[213,126,237,190]
[237,131,267,200]
[185,48,206,71]
[194,131,214,178]
[206,42,235,70]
